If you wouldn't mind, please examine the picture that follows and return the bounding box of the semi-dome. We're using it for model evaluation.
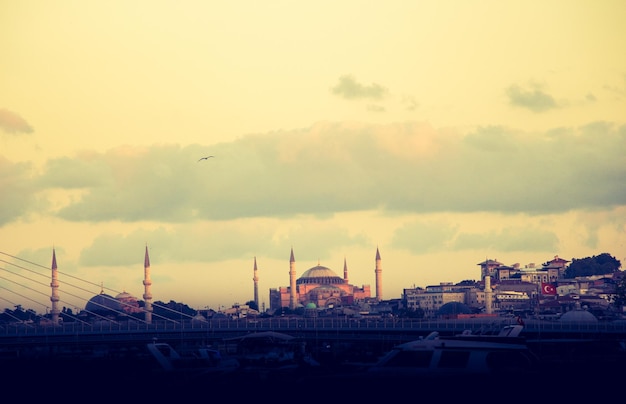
[297,265,344,285]
[114,291,140,314]
[309,285,346,295]
[307,285,345,308]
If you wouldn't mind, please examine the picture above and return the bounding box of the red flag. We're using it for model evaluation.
[541,282,557,295]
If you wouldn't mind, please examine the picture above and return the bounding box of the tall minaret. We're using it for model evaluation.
[289,248,297,310]
[484,275,493,315]
[343,257,349,283]
[253,257,259,309]
[142,245,153,324]
[375,247,383,302]
[50,248,60,325]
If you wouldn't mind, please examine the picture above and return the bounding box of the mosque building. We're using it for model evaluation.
[51,246,152,323]
[84,289,141,315]
[268,247,383,312]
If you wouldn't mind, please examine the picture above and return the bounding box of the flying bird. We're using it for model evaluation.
[198,156,215,161]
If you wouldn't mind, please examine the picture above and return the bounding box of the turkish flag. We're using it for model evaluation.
[541,282,557,295]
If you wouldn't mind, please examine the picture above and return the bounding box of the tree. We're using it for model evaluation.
[610,273,626,311]
[276,307,294,316]
[245,300,259,311]
[396,307,425,319]
[151,300,196,320]
[563,253,621,278]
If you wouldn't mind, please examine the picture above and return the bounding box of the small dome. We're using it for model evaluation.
[192,313,208,323]
[115,291,134,300]
[305,303,317,309]
[559,309,598,323]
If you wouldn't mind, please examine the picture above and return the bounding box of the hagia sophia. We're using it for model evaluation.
[267,247,383,312]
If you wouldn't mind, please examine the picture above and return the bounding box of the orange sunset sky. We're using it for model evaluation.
[1,1,625,312]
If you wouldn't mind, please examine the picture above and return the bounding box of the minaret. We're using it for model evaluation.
[484,275,493,315]
[343,257,349,283]
[142,245,153,324]
[375,247,382,301]
[49,248,60,325]
[289,248,297,310]
[253,257,259,309]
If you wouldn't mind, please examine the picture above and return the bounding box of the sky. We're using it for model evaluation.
[1,1,625,313]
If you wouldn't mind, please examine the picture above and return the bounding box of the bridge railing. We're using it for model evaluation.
[2,317,626,337]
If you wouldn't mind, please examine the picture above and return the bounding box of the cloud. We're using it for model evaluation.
[392,220,458,253]
[0,157,40,226]
[366,104,386,112]
[38,155,111,188]
[77,220,370,267]
[391,219,559,254]
[401,95,418,111]
[331,75,388,100]
[452,227,559,252]
[603,73,626,97]
[505,84,558,112]
[3,120,624,227]
[10,246,68,273]
[0,109,34,134]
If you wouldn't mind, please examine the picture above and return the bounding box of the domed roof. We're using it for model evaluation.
[85,293,121,313]
[297,265,344,285]
[436,302,472,316]
[559,309,598,323]
[305,303,317,309]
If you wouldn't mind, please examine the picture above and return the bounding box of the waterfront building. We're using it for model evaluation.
[403,287,467,318]
[542,255,570,277]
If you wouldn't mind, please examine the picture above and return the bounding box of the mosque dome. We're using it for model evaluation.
[297,265,344,285]
[115,291,134,300]
[85,293,122,313]
[559,308,598,323]
[305,303,317,310]
[191,312,208,323]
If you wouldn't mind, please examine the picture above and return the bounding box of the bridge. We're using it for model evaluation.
[2,317,625,360]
